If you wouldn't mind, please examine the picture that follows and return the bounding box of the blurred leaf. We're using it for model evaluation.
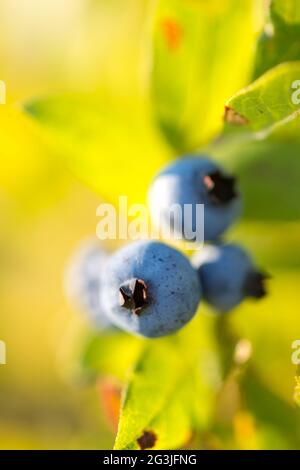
[225,62,300,135]
[272,0,300,24]
[213,369,300,449]
[0,105,66,213]
[115,314,219,450]
[99,377,122,432]
[236,141,300,220]
[149,0,257,151]
[74,331,143,383]
[231,221,300,271]
[227,270,300,403]
[25,93,171,205]
[210,323,300,450]
[242,370,300,449]
[211,138,300,221]
[295,370,300,407]
[254,0,300,78]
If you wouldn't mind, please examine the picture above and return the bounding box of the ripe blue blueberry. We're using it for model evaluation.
[148,156,241,242]
[192,243,268,312]
[65,239,113,329]
[100,240,202,338]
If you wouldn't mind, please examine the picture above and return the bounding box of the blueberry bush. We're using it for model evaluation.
[25,0,300,450]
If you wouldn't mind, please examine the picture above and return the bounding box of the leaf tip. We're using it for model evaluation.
[224,105,249,126]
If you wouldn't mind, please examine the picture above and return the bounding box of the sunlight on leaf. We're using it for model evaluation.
[25,93,171,205]
[114,314,220,450]
[149,0,258,151]
[0,105,65,213]
[75,330,143,383]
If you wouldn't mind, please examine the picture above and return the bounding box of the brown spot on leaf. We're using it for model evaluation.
[161,18,183,51]
[224,105,249,126]
[137,430,157,450]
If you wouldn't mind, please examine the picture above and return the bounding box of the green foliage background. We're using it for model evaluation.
[0,0,300,449]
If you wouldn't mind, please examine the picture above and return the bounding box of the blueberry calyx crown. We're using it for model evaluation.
[203,170,237,205]
[243,271,269,299]
[119,278,148,315]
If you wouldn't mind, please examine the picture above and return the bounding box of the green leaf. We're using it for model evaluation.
[114,314,220,450]
[230,221,300,271]
[235,141,300,220]
[225,62,300,135]
[242,370,300,449]
[25,93,171,205]
[114,339,186,450]
[295,374,300,407]
[146,381,192,450]
[272,0,300,24]
[69,330,143,384]
[213,367,300,449]
[227,269,300,404]
[0,105,66,214]
[149,0,257,151]
[254,0,300,78]
[209,317,300,450]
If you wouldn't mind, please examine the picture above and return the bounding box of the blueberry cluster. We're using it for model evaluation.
[66,156,268,338]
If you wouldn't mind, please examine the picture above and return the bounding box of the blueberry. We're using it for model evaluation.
[148,156,241,242]
[192,243,269,312]
[65,239,112,329]
[100,240,202,338]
